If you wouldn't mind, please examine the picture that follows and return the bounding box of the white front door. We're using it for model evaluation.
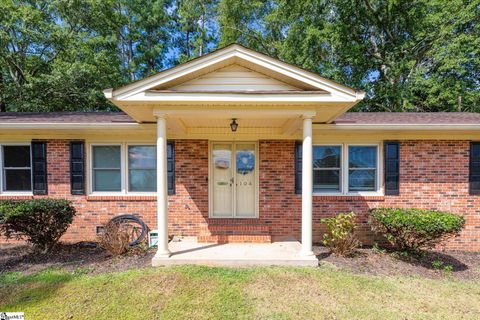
[211,142,257,218]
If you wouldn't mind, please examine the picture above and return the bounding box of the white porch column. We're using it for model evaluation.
[154,115,170,258]
[301,116,314,256]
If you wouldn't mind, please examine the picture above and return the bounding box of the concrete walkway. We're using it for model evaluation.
[151,240,319,267]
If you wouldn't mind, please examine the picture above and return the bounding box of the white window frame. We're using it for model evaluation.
[313,144,343,193]
[0,142,33,195]
[89,143,125,195]
[126,144,157,193]
[312,142,383,196]
[88,142,158,196]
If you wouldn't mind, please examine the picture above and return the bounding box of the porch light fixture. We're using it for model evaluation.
[230,119,238,132]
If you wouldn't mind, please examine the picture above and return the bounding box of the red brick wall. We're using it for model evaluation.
[383,141,479,251]
[1,139,479,251]
[261,140,480,251]
[168,140,209,235]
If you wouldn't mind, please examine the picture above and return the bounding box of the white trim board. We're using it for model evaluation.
[105,44,364,102]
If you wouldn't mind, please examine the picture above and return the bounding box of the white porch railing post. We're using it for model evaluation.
[301,116,314,256]
[155,115,170,258]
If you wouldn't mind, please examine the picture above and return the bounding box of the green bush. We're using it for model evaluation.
[321,212,361,256]
[369,208,465,252]
[0,199,76,253]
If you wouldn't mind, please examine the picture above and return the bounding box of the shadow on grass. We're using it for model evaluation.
[0,268,85,309]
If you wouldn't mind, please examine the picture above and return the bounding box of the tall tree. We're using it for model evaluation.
[0,0,478,112]
[0,0,124,111]
[218,0,480,112]
[0,0,174,111]
[173,0,218,63]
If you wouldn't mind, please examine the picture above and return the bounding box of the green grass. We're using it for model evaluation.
[1,265,479,319]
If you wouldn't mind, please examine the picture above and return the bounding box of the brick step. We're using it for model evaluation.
[197,224,271,243]
[197,235,272,243]
[199,224,270,236]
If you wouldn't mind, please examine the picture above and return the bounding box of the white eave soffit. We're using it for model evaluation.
[104,44,365,102]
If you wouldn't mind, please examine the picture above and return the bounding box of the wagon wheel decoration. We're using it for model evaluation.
[109,214,148,246]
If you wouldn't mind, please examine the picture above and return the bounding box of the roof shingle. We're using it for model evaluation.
[0,112,135,123]
[0,111,479,125]
[334,112,480,125]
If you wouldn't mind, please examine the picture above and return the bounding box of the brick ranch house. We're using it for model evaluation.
[1,44,479,264]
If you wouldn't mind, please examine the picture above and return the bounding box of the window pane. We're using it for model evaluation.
[314,170,340,191]
[129,169,156,192]
[94,170,121,191]
[4,169,31,191]
[349,146,377,168]
[313,146,340,168]
[3,146,30,167]
[128,146,156,192]
[93,146,120,168]
[128,146,156,169]
[349,169,376,191]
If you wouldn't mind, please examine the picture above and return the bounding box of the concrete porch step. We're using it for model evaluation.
[152,241,319,267]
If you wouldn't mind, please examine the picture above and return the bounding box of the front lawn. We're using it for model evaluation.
[1,265,479,319]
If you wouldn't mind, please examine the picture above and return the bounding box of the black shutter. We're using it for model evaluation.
[469,142,480,195]
[70,141,85,195]
[384,141,400,195]
[295,141,302,194]
[31,141,48,195]
[167,141,175,195]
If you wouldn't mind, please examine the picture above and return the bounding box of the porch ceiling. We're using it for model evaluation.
[111,101,353,127]
[162,107,310,138]
[180,117,288,128]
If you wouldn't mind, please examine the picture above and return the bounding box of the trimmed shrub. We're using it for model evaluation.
[0,199,76,252]
[369,208,465,252]
[321,212,361,256]
[97,221,131,256]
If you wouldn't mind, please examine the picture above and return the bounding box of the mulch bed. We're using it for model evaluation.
[1,242,479,280]
[0,243,155,275]
[316,246,480,280]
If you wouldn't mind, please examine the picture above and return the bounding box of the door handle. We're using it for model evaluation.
[230,177,234,186]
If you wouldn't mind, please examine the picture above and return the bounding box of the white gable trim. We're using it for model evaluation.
[122,91,351,103]
[105,44,364,102]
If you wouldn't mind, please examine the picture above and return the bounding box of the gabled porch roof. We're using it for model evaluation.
[103,44,365,126]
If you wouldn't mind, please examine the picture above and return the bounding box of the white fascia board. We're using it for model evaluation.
[124,91,353,103]
[0,123,142,130]
[314,124,480,131]
[103,88,113,98]
[109,45,363,102]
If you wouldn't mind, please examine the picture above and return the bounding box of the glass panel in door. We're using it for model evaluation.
[235,143,256,217]
[212,144,233,217]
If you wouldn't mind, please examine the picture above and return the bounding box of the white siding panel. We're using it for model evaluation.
[170,64,301,91]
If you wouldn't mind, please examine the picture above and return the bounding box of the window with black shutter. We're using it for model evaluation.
[295,141,302,194]
[31,141,48,195]
[384,141,400,195]
[70,141,85,195]
[167,141,175,195]
[469,142,480,195]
